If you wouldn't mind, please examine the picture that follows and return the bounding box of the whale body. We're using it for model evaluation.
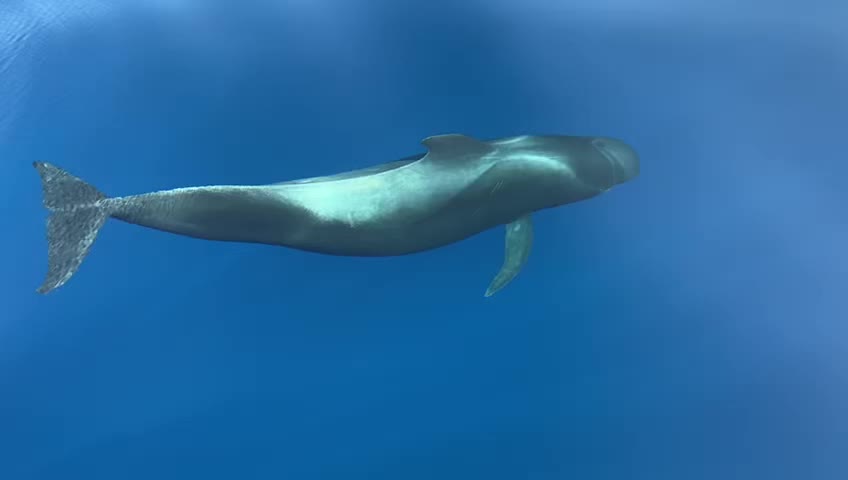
[33,133,639,296]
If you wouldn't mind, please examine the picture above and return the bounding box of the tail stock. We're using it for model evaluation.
[33,162,110,294]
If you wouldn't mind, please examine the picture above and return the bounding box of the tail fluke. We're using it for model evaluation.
[34,162,110,294]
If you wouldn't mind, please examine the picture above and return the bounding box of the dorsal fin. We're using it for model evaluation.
[421,134,493,163]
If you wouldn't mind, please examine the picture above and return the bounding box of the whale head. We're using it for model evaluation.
[590,136,640,186]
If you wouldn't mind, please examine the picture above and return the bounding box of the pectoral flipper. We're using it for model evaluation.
[484,214,533,297]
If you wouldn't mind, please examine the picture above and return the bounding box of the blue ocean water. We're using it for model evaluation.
[2,0,847,478]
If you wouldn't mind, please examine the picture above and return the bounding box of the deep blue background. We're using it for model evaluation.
[2,1,847,478]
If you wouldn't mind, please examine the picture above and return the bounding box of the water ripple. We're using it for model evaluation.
[0,0,117,142]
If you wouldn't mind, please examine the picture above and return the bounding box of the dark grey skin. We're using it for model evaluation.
[34,133,639,296]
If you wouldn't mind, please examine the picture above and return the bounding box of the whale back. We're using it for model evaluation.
[273,134,493,186]
[273,154,423,186]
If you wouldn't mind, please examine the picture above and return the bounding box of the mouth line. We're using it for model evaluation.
[594,146,620,186]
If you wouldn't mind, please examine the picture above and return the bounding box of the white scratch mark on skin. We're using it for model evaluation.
[491,180,505,195]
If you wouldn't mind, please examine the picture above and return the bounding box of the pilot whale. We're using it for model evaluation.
[33,133,639,296]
